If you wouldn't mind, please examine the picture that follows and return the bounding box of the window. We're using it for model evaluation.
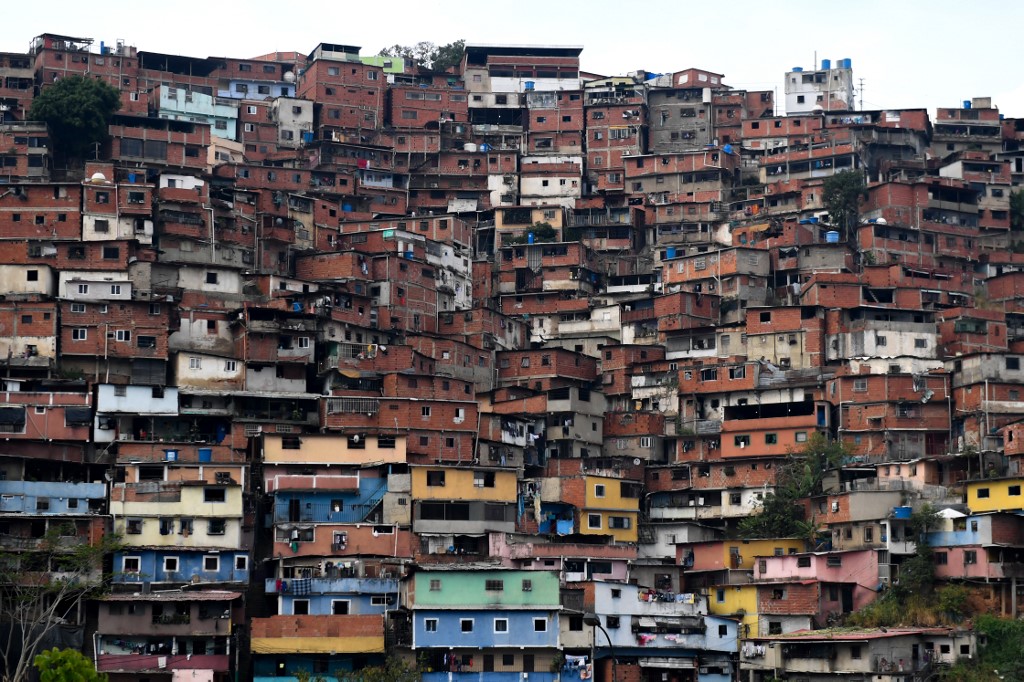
[235,555,248,571]
[851,644,862,659]
[594,484,606,498]
[533,618,547,632]
[331,600,350,615]
[716,588,725,603]
[964,550,977,565]
[115,330,131,342]
[70,303,85,313]
[795,431,808,443]
[765,433,778,445]
[797,556,811,568]
[109,284,122,296]
[292,599,309,615]
[123,557,141,573]
[1007,357,1020,371]
[203,555,219,572]
[522,579,532,592]
[460,619,474,633]
[102,247,119,260]
[588,514,602,529]
[421,406,432,418]
[203,488,226,503]
[189,357,202,370]
[977,488,990,499]
[1009,485,1021,496]
[485,579,504,591]
[224,360,237,372]
[494,618,508,633]
[163,557,179,573]
[606,616,620,629]
[72,328,87,341]
[768,621,782,635]
[429,579,442,591]
[426,471,445,487]
[126,518,143,534]
[206,272,219,285]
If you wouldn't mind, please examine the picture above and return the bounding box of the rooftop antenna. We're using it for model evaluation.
[858,78,865,111]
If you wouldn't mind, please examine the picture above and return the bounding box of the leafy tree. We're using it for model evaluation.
[29,75,120,161]
[738,433,848,539]
[33,647,106,682]
[379,40,465,71]
[822,170,867,240]
[431,40,465,72]
[1011,189,1024,232]
[0,529,122,682]
[336,657,420,682]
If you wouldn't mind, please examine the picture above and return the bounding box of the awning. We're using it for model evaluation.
[638,657,696,669]
[637,616,657,628]
[0,408,26,425]
[64,407,93,426]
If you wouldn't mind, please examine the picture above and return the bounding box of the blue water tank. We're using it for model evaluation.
[527,232,535,245]
[479,143,491,152]
[524,81,535,91]
[723,144,734,155]
[164,449,179,462]
[843,58,852,69]
[198,448,213,463]
[821,59,831,70]
[666,246,677,259]
[302,131,314,143]
[892,506,912,519]
[826,230,840,243]
[963,100,972,109]
[792,67,803,72]
[342,203,353,212]
[292,301,302,312]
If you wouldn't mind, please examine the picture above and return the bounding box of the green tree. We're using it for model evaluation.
[1011,189,1024,232]
[33,647,107,682]
[336,657,420,682]
[1,529,122,682]
[738,434,848,540]
[822,170,867,240]
[28,75,121,161]
[431,40,465,72]
[379,40,465,71]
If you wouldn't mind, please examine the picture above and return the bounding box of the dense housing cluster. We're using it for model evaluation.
[1,33,1024,682]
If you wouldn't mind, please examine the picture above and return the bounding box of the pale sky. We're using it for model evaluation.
[3,0,1023,117]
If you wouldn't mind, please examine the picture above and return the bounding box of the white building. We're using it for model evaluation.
[784,58,855,115]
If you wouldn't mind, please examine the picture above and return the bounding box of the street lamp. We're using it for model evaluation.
[583,613,614,682]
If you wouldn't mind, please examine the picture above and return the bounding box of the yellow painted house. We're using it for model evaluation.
[109,483,244,550]
[708,583,759,637]
[580,474,640,543]
[966,477,1024,513]
[411,466,518,503]
[263,432,407,466]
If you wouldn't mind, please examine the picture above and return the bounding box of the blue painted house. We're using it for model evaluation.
[402,568,563,682]
[112,549,250,586]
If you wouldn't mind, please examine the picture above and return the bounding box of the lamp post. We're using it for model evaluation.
[583,613,614,682]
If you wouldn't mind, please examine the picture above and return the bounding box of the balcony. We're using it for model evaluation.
[97,654,229,673]
[264,577,398,594]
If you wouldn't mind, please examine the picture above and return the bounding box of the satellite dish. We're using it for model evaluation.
[90,172,107,184]
[283,71,296,83]
[633,458,642,466]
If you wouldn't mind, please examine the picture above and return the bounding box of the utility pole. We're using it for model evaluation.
[858,78,865,111]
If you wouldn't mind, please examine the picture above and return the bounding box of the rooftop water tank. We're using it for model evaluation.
[826,230,840,243]
[821,59,831,70]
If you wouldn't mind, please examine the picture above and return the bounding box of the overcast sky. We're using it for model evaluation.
[3,0,1022,116]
